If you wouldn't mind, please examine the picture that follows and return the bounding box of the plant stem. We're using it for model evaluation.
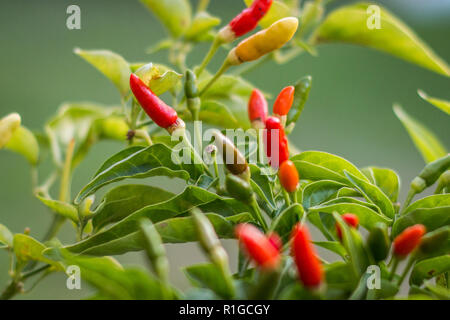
[292,190,298,203]
[199,60,231,97]
[22,265,51,280]
[397,257,415,286]
[283,189,291,207]
[59,139,75,202]
[400,189,416,215]
[182,130,212,176]
[250,198,268,232]
[196,36,222,77]
[197,0,210,12]
[232,53,273,77]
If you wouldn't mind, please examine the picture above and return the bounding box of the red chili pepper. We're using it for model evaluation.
[393,224,426,258]
[265,116,289,168]
[130,74,178,129]
[235,223,280,270]
[279,160,299,193]
[291,224,323,288]
[335,213,359,240]
[248,89,268,129]
[273,86,295,117]
[229,0,273,37]
[267,232,282,252]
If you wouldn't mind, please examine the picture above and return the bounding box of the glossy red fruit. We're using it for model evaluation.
[235,224,280,270]
[130,74,178,129]
[273,86,295,117]
[248,89,268,128]
[265,116,289,168]
[229,0,273,37]
[336,213,359,240]
[279,160,299,193]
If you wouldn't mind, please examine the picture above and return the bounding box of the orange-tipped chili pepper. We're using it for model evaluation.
[235,224,280,270]
[267,232,282,252]
[130,74,179,130]
[335,213,359,240]
[273,86,295,118]
[265,116,289,168]
[248,89,268,129]
[279,160,299,193]
[219,0,273,42]
[291,223,323,288]
[393,224,426,258]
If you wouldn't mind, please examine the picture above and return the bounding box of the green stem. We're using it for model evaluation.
[59,139,75,202]
[196,36,223,77]
[250,198,268,232]
[283,189,291,207]
[389,257,400,281]
[400,189,416,215]
[199,60,231,97]
[22,265,51,280]
[292,190,298,203]
[197,0,210,12]
[397,257,415,286]
[232,53,273,76]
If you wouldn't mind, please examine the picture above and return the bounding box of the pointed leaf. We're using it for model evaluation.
[392,206,450,237]
[418,90,450,115]
[410,255,450,286]
[362,167,400,202]
[75,48,131,96]
[36,195,79,223]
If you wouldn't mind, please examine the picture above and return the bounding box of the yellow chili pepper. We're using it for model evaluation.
[0,113,21,148]
[228,17,299,65]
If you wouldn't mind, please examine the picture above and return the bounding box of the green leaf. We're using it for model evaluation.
[75,144,194,204]
[0,224,13,247]
[333,212,370,278]
[93,146,144,176]
[13,234,62,270]
[344,170,395,218]
[5,126,39,165]
[141,0,192,38]
[403,194,450,215]
[92,185,175,231]
[394,104,447,163]
[68,186,249,255]
[410,255,450,286]
[149,70,183,96]
[424,283,450,300]
[324,261,355,291]
[198,100,238,128]
[270,204,303,244]
[418,90,450,115]
[321,197,381,213]
[66,212,248,256]
[45,248,169,299]
[361,167,400,202]
[314,241,347,259]
[74,48,131,96]
[309,202,392,230]
[302,180,345,210]
[292,151,368,183]
[185,12,221,42]
[244,0,291,28]
[250,164,276,210]
[45,102,115,167]
[184,263,234,299]
[313,3,450,76]
[36,195,79,223]
[392,206,450,237]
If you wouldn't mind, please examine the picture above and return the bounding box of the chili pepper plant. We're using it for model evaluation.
[0,0,449,300]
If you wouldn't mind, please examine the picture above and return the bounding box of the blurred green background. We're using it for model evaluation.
[0,0,449,299]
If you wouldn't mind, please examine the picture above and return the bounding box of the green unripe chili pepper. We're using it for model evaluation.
[184,70,199,99]
[411,154,450,193]
[139,219,169,284]
[367,222,390,262]
[286,76,312,131]
[191,208,229,270]
[225,174,254,204]
[435,170,450,194]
